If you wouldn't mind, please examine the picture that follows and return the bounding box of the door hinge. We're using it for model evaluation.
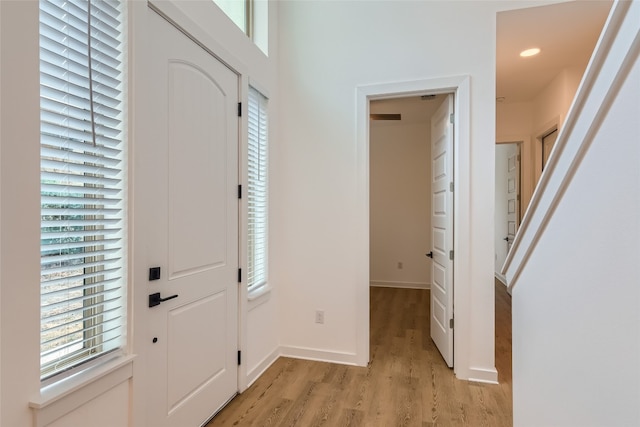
[449,318,454,329]
[449,250,454,261]
[237,350,241,365]
[450,182,454,192]
[449,113,454,124]
[238,268,242,283]
[238,102,242,117]
[238,184,242,199]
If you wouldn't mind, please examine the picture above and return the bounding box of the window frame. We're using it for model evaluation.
[212,0,253,38]
[39,0,127,384]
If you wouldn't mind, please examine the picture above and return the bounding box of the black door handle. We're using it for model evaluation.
[148,292,178,308]
[426,251,433,258]
[503,237,510,242]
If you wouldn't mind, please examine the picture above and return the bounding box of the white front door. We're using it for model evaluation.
[134,9,239,426]
[429,94,454,367]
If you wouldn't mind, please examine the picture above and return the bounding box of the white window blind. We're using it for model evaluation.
[39,0,126,381]
[247,88,268,292]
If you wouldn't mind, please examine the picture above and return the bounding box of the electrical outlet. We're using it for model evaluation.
[315,310,325,324]
[397,261,403,269]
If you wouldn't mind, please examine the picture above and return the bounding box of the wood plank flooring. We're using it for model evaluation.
[207,282,512,426]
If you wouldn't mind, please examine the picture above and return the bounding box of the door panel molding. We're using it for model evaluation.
[133,8,239,427]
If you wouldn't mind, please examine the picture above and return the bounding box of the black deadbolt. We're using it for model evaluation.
[149,267,161,281]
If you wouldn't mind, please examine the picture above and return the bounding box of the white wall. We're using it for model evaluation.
[496,66,586,280]
[369,98,434,288]
[274,0,559,380]
[530,66,586,180]
[532,66,585,137]
[496,66,586,221]
[506,2,640,424]
[45,382,129,427]
[496,101,534,209]
[513,58,640,426]
[0,2,42,426]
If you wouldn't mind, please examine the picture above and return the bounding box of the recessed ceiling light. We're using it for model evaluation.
[520,48,541,58]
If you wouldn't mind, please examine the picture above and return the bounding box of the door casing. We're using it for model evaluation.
[356,76,472,377]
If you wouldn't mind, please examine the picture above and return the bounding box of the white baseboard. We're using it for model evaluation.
[250,350,498,389]
[466,367,499,384]
[494,273,507,286]
[245,347,280,389]
[279,346,362,367]
[370,280,430,290]
[495,273,512,295]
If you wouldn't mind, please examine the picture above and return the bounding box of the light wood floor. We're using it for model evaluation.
[207,281,512,426]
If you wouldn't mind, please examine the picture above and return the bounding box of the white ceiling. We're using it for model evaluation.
[496,0,612,103]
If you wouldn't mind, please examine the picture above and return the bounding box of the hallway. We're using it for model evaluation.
[208,283,512,426]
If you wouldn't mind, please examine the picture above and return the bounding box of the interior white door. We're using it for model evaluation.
[429,94,454,367]
[505,145,520,251]
[136,10,239,427]
[494,143,520,276]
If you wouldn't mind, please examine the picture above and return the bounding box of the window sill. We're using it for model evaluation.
[30,354,135,426]
[248,285,271,311]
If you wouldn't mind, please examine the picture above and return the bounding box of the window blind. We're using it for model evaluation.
[247,88,268,292]
[39,0,125,380]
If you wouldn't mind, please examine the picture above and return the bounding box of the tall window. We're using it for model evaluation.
[213,0,251,37]
[39,0,126,381]
[247,88,268,293]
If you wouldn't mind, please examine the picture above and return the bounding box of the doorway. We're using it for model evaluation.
[357,76,471,375]
[494,142,521,284]
[369,93,455,367]
[541,128,558,171]
[369,95,441,291]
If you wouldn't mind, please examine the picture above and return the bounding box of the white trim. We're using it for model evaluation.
[30,355,134,427]
[248,285,272,307]
[494,273,512,296]
[280,346,360,366]
[245,348,280,389]
[468,367,500,385]
[237,74,250,394]
[356,75,479,380]
[147,0,250,78]
[248,77,270,101]
[370,281,430,290]
[496,135,528,145]
[533,116,561,141]
[533,116,560,182]
[503,0,640,292]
